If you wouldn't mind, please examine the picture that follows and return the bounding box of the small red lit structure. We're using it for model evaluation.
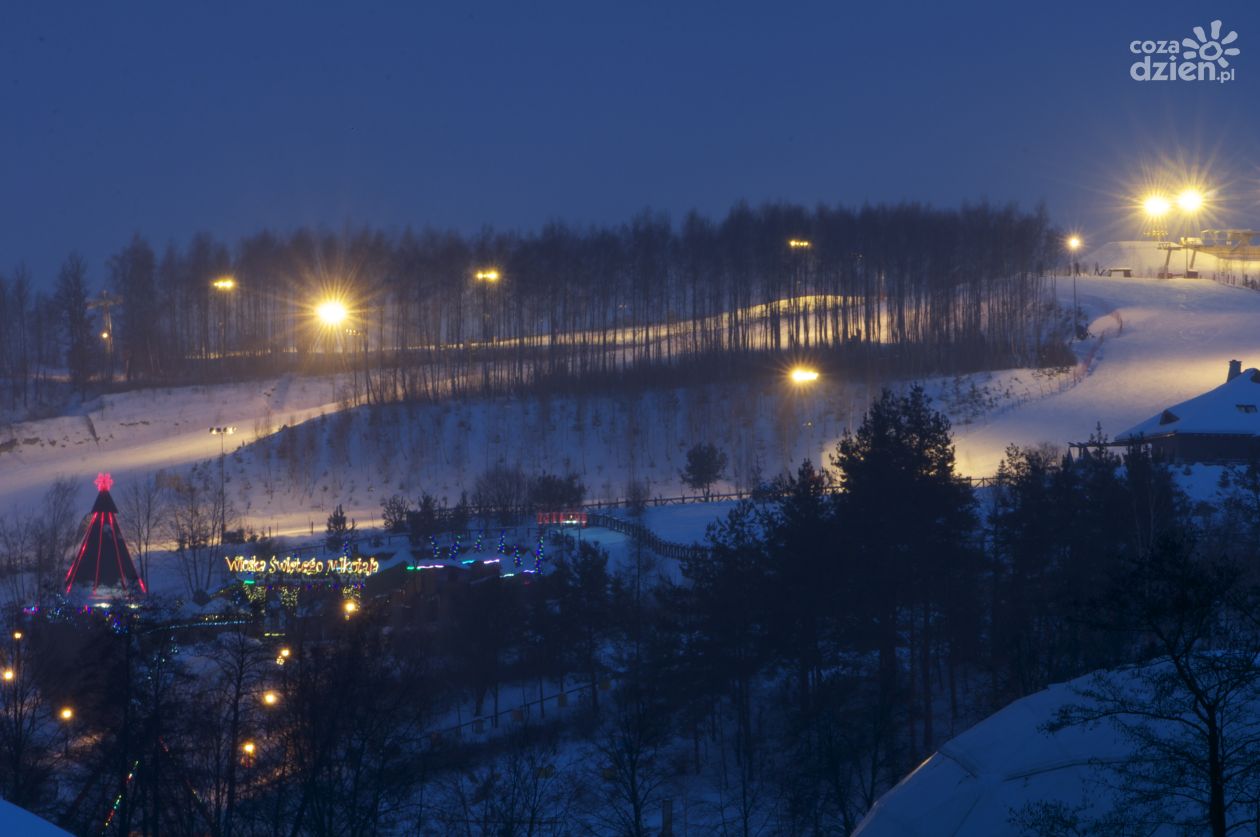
[64,473,146,595]
[535,511,588,527]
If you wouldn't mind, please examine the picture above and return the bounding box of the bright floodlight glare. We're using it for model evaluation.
[788,239,812,249]
[1143,195,1171,217]
[789,367,820,384]
[1066,235,1082,252]
[1177,189,1204,213]
[475,269,501,282]
[212,276,236,291]
[316,300,348,326]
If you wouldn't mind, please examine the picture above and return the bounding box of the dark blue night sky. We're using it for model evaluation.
[3,0,1259,286]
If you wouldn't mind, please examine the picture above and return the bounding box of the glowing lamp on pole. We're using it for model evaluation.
[316,299,348,327]
[1066,235,1084,340]
[789,367,820,385]
[1176,189,1203,213]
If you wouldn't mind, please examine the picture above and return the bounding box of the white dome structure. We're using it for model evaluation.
[853,673,1137,836]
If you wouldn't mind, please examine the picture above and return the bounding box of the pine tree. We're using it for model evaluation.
[325,504,355,553]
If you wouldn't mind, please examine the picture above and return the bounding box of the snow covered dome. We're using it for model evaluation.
[853,674,1132,836]
[0,798,71,835]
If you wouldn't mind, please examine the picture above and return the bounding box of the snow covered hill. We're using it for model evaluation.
[3,241,1260,529]
[851,666,1188,836]
[952,264,1260,476]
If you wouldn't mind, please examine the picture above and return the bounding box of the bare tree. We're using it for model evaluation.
[0,518,36,608]
[119,474,165,589]
[32,478,82,605]
[163,473,219,599]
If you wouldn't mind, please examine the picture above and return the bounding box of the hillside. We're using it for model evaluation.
[3,242,1260,531]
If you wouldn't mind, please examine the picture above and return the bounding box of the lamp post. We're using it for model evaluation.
[1176,189,1204,275]
[786,240,812,348]
[59,707,73,757]
[210,426,237,547]
[212,276,236,359]
[1066,236,1083,340]
[474,269,501,390]
[474,269,501,342]
[1143,189,1207,277]
[315,298,349,399]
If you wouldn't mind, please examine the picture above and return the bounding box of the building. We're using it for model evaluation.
[1116,360,1260,463]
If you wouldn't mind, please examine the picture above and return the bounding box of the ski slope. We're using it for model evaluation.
[0,375,344,520]
[2,242,1259,525]
[951,264,1260,476]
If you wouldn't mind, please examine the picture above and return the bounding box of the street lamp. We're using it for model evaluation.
[2,668,13,682]
[262,690,279,707]
[1066,235,1084,339]
[212,276,236,357]
[343,600,358,619]
[209,427,237,547]
[788,367,820,385]
[787,239,812,249]
[1176,189,1203,213]
[1141,194,1172,241]
[316,299,348,327]
[11,632,21,641]
[473,269,502,389]
[59,707,73,757]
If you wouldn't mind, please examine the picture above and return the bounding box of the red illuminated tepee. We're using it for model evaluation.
[64,473,146,595]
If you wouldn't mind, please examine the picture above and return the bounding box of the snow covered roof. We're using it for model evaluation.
[0,799,71,835]
[852,671,1142,836]
[1118,367,1260,441]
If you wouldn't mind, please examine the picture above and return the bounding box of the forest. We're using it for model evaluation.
[0,201,1065,410]
[1,389,1257,835]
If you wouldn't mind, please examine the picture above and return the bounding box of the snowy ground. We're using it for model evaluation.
[952,267,1260,475]
[3,239,1258,529]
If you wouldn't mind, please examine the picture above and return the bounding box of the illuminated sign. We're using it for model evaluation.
[224,555,380,577]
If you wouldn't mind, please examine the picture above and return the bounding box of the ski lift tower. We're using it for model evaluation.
[87,290,123,377]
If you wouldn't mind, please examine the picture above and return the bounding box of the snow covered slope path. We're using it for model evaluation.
[0,375,343,516]
[4,254,1259,521]
[951,272,1260,476]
